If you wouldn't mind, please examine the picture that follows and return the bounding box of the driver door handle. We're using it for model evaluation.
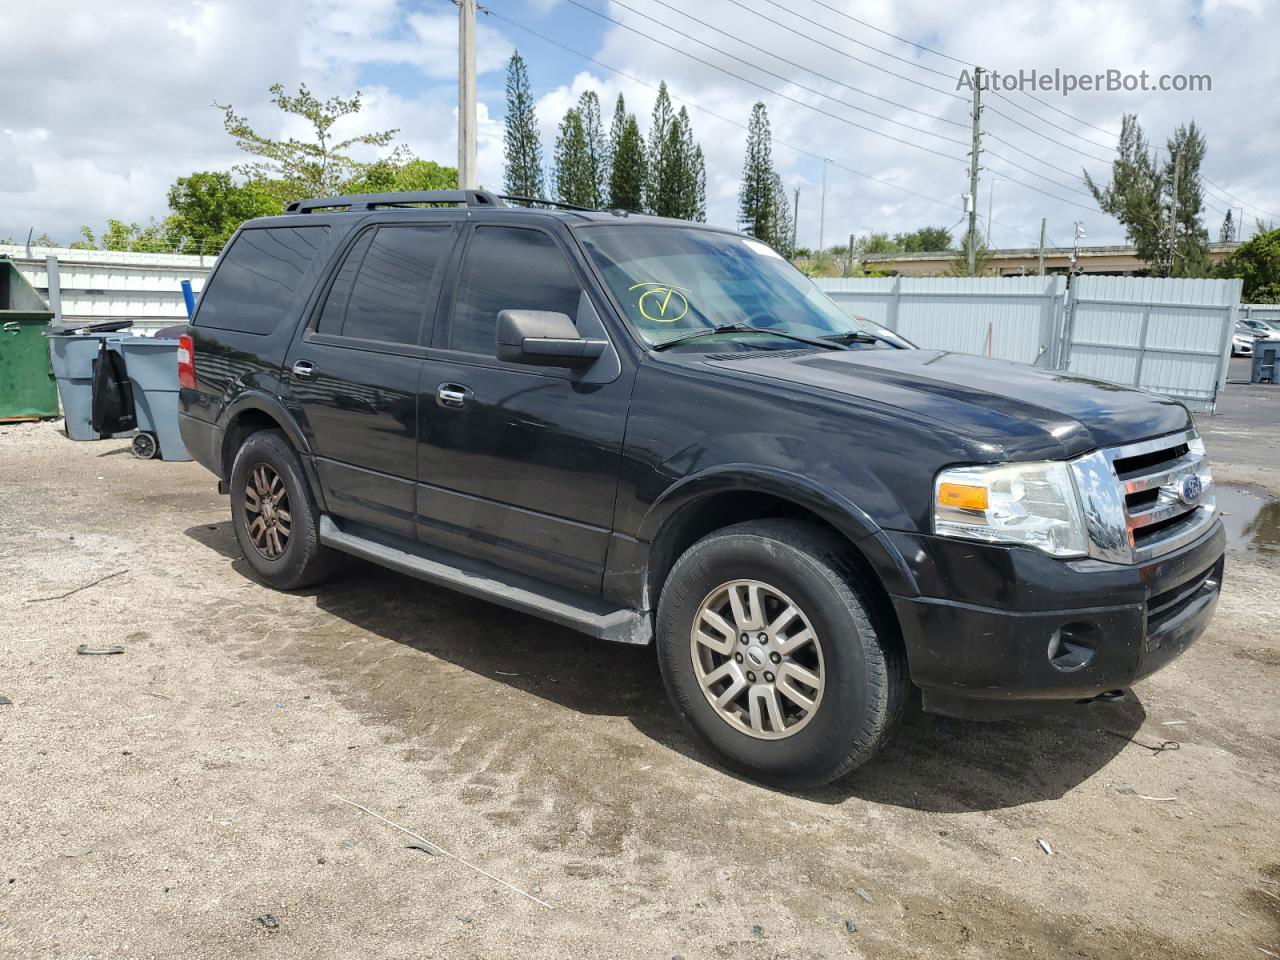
[436,383,470,409]
[291,360,317,381]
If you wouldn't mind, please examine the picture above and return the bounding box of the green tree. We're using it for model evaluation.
[216,83,402,206]
[768,171,793,256]
[738,102,787,247]
[645,82,675,214]
[607,97,646,211]
[74,219,170,253]
[1217,227,1280,302]
[577,90,606,208]
[342,158,456,194]
[1219,209,1236,244]
[553,108,596,208]
[895,226,953,252]
[1085,113,1211,277]
[653,107,703,220]
[856,233,904,256]
[165,171,279,252]
[503,51,544,199]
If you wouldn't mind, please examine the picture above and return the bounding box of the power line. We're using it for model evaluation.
[1201,175,1280,223]
[788,0,1123,141]
[725,0,963,93]
[644,0,966,125]
[482,6,965,214]
[984,104,1114,164]
[559,0,967,162]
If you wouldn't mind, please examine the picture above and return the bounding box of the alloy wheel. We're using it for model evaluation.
[689,579,825,740]
[243,463,291,560]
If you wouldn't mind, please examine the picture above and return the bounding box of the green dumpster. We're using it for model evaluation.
[0,258,57,420]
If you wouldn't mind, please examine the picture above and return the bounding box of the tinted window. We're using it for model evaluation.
[340,226,451,344]
[195,226,330,335]
[316,231,374,335]
[450,227,582,355]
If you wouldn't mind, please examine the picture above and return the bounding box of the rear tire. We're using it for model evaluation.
[656,519,907,789]
[229,429,339,590]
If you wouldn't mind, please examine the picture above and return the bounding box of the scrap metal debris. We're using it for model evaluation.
[76,645,125,656]
[0,695,12,706]
[406,842,440,856]
[255,914,279,930]
[1106,731,1180,754]
[26,570,128,603]
[334,795,552,909]
[855,888,873,904]
[1037,839,1054,855]
[845,919,858,934]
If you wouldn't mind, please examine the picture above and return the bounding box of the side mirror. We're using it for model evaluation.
[496,309,608,368]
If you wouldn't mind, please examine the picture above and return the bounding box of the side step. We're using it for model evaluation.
[318,515,652,645]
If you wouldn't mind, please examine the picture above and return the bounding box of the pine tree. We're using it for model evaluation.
[768,171,792,256]
[646,82,675,214]
[503,51,544,199]
[607,94,627,189]
[692,144,707,223]
[739,102,779,245]
[608,109,646,211]
[553,108,596,208]
[577,90,606,209]
[1220,210,1236,243]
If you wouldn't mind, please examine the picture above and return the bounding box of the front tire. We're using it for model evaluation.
[229,429,339,590]
[656,519,907,788]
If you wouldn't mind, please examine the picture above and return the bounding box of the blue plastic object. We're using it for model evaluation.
[116,337,191,461]
[181,280,197,320]
[46,332,132,440]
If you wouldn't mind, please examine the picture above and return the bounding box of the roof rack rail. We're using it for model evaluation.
[285,190,506,213]
[498,195,598,213]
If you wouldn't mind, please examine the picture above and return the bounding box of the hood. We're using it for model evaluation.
[703,348,1191,460]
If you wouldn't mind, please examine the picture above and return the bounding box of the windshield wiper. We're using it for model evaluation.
[652,322,846,352]
[820,330,883,345]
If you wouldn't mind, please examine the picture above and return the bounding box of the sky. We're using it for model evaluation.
[3,0,1279,253]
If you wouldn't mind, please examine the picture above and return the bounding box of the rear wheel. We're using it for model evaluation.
[229,430,339,590]
[656,519,907,788]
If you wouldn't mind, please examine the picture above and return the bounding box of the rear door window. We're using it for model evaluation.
[195,226,330,335]
[448,226,583,355]
[315,225,451,345]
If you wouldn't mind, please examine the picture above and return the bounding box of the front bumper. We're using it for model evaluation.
[889,520,1224,717]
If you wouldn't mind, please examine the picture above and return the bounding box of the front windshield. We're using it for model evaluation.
[576,223,892,350]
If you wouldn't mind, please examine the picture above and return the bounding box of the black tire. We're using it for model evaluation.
[656,519,907,789]
[229,429,339,590]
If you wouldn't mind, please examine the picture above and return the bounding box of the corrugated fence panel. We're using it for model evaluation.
[1065,276,1241,413]
[816,276,1066,366]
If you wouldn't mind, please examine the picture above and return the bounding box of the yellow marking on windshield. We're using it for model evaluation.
[628,281,691,324]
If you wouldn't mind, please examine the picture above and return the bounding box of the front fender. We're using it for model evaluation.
[637,464,919,599]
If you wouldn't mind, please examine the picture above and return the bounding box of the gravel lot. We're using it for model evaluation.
[2,367,1278,959]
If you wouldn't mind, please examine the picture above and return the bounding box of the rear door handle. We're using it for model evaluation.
[292,360,317,381]
[436,383,469,409]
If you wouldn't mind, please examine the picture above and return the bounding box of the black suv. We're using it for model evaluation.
[178,190,1224,787]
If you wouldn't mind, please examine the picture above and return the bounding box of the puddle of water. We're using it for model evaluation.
[1216,484,1280,559]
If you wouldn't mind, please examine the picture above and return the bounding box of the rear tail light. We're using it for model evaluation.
[177,334,196,390]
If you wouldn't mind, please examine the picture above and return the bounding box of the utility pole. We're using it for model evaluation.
[1037,218,1046,276]
[847,232,855,277]
[791,187,800,256]
[457,0,478,190]
[819,158,829,252]
[1071,221,1085,274]
[966,66,984,276]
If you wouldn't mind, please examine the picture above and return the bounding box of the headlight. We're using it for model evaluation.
[933,461,1088,557]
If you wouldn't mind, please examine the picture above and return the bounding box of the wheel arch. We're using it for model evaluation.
[638,466,919,622]
[220,394,327,512]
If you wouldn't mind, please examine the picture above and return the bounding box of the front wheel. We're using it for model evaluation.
[229,429,339,590]
[656,519,907,788]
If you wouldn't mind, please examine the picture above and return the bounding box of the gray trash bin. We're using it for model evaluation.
[1252,342,1278,384]
[116,336,191,461]
[46,331,132,440]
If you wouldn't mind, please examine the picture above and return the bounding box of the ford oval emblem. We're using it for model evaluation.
[1178,474,1203,505]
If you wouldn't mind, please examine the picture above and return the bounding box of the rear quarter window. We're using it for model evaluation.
[194,225,331,335]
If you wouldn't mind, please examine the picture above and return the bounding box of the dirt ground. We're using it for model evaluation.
[2,369,1278,959]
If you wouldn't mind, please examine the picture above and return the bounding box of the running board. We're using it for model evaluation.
[318,515,652,645]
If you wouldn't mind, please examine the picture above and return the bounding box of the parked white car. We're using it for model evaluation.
[1232,331,1255,357]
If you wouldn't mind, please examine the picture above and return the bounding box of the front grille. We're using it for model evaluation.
[1072,430,1216,564]
[1104,431,1215,562]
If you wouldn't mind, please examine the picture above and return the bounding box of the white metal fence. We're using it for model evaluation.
[817,275,1242,412]
[0,244,213,336]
